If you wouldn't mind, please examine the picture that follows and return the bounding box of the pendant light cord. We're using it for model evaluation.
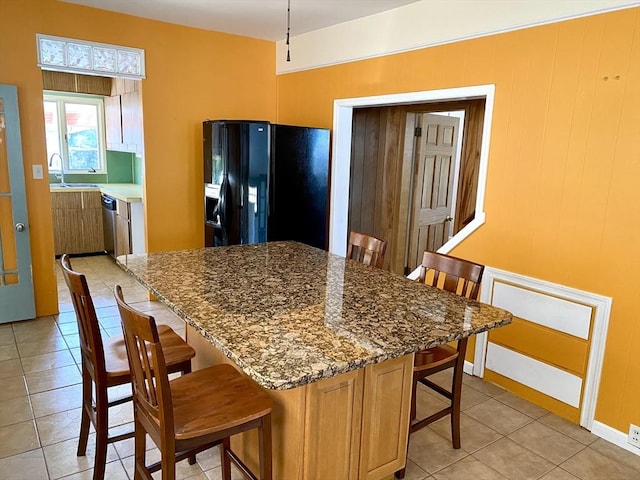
[286,0,291,62]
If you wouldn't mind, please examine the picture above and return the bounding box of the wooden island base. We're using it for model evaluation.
[187,324,413,480]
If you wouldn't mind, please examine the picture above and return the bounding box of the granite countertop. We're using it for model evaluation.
[117,242,512,390]
[49,183,142,202]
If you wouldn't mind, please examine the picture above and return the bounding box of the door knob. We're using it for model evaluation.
[15,223,25,232]
[445,216,453,222]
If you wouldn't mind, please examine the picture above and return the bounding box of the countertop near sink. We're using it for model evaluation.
[98,183,142,203]
[49,183,143,203]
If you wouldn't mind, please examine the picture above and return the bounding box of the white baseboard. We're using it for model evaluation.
[586,421,640,456]
[464,360,474,375]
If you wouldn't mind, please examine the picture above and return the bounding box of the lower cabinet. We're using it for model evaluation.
[115,199,131,256]
[187,324,413,480]
[359,356,413,479]
[52,191,104,256]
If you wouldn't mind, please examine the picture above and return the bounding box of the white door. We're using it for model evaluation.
[407,113,460,271]
[0,84,35,323]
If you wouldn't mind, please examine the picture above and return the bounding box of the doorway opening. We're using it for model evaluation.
[330,85,495,276]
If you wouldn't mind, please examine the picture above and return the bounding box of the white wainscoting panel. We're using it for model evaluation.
[486,342,583,408]
[492,281,592,339]
[478,267,612,429]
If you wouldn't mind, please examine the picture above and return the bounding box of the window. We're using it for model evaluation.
[44,93,106,173]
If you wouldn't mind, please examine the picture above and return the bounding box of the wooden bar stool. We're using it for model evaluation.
[114,285,273,480]
[347,231,387,268]
[60,255,195,480]
[396,251,484,479]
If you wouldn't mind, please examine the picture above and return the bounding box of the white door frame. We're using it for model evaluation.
[328,84,495,258]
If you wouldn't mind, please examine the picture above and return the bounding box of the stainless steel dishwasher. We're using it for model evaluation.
[101,194,117,258]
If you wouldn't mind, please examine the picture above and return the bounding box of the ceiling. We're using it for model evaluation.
[61,0,420,41]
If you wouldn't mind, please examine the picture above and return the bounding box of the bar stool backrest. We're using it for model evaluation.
[114,286,175,448]
[60,254,106,381]
[347,231,387,268]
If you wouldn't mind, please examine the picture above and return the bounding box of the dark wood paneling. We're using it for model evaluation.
[349,99,485,273]
[42,71,76,92]
[349,110,367,233]
[378,108,404,270]
[75,75,111,95]
[42,71,111,95]
[360,109,381,233]
[455,99,485,232]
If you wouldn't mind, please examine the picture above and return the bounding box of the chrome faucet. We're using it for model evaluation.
[48,153,65,185]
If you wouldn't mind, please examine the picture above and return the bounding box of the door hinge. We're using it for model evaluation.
[414,127,422,137]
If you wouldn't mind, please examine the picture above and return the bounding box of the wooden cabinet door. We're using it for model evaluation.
[51,192,83,255]
[303,370,364,480]
[359,354,413,480]
[121,90,142,153]
[115,200,131,256]
[52,191,104,255]
[104,95,122,148]
[115,214,131,257]
[51,191,82,210]
[80,192,104,253]
[52,208,82,255]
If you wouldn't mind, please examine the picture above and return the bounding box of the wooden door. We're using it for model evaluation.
[115,200,131,257]
[407,114,459,271]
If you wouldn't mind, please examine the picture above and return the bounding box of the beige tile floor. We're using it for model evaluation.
[1,254,639,479]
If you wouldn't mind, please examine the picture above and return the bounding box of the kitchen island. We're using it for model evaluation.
[117,242,512,479]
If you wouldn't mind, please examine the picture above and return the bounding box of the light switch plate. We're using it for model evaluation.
[32,164,44,180]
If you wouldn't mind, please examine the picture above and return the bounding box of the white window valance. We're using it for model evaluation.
[36,34,146,80]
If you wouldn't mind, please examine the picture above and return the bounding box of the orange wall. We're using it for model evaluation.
[0,0,276,314]
[275,9,640,433]
[1,0,637,435]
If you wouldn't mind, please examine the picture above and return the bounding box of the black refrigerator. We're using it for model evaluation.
[204,120,330,249]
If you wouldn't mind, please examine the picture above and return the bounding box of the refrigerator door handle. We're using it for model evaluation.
[219,175,229,245]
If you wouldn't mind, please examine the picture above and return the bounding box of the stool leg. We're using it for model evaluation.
[133,418,146,480]
[93,392,108,480]
[258,414,272,480]
[451,338,467,450]
[220,437,231,480]
[162,451,176,480]
[182,362,197,466]
[77,368,91,456]
[410,376,417,424]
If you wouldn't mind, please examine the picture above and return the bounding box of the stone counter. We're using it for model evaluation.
[117,242,512,390]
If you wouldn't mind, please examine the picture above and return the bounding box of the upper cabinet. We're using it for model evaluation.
[121,90,143,148]
[41,71,143,155]
[104,95,122,145]
[105,79,143,154]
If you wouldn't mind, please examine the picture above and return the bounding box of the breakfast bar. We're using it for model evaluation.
[117,241,512,479]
